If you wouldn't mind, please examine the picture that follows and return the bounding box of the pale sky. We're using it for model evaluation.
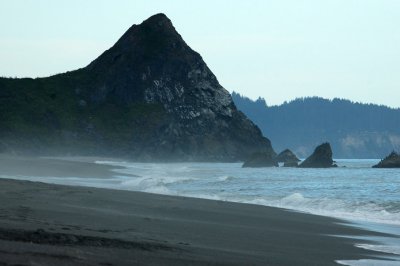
[1,0,399,107]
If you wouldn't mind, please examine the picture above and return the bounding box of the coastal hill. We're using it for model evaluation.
[0,14,274,161]
[232,92,400,158]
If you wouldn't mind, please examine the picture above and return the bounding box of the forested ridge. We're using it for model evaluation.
[232,92,400,158]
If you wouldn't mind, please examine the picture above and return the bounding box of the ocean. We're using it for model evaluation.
[2,158,400,265]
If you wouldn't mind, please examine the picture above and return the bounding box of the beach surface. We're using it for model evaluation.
[0,156,395,265]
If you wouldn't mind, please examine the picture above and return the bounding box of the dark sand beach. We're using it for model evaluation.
[0,157,395,265]
[0,155,134,178]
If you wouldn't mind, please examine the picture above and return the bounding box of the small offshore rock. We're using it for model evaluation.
[276,149,300,164]
[298,142,336,168]
[373,151,400,168]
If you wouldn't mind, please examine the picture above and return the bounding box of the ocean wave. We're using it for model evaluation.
[95,160,128,166]
[118,177,174,194]
[356,244,400,256]
[217,175,237,181]
[94,160,400,226]
[242,193,400,226]
[337,259,400,266]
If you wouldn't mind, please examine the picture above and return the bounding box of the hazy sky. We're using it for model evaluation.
[1,0,399,107]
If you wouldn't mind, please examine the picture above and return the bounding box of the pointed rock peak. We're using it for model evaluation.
[103,13,185,57]
[142,13,172,27]
[299,142,337,168]
[0,13,276,162]
[123,13,177,40]
[134,13,177,36]
[88,13,188,71]
[276,149,300,163]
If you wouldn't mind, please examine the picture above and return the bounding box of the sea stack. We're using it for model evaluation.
[373,151,400,168]
[0,14,275,161]
[276,149,300,167]
[298,143,337,168]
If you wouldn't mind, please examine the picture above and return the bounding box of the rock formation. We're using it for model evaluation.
[242,152,278,168]
[0,14,275,161]
[372,151,400,168]
[276,149,300,165]
[298,143,337,168]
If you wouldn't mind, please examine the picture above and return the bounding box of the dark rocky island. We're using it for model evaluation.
[298,143,337,168]
[0,14,274,161]
[373,151,400,168]
[242,152,278,168]
[276,149,300,167]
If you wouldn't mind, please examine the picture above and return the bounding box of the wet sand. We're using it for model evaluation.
[0,155,134,178]
[0,156,395,265]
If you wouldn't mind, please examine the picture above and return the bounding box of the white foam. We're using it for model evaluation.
[217,175,236,181]
[95,160,128,166]
[337,259,400,266]
[119,176,173,194]
[249,193,400,226]
[356,244,400,256]
[105,160,400,226]
[180,193,222,201]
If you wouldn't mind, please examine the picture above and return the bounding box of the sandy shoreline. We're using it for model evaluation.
[0,155,136,179]
[0,156,397,265]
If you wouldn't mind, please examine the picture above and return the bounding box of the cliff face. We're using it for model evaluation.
[0,14,275,161]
